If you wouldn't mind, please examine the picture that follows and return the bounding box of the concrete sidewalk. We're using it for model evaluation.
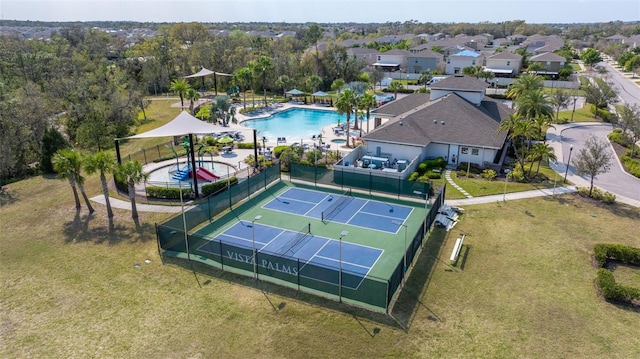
[90,195,191,213]
[446,186,576,206]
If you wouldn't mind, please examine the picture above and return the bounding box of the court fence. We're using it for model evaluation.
[156,175,447,313]
[289,162,432,199]
[159,164,281,232]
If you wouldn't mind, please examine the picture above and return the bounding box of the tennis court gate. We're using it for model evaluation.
[289,162,432,199]
[156,181,446,314]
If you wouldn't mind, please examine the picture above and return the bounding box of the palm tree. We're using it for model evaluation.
[233,67,253,110]
[255,55,274,106]
[358,92,377,134]
[386,80,404,100]
[531,143,557,176]
[418,70,433,90]
[335,89,357,147]
[53,148,94,213]
[114,160,149,224]
[169,78,191,109]
[331,78,345,94]
[506,73,544,100]
[210,95,233,126]
[275,75,293,97]
[306,75,322,93]
[84,151,116,218]
[185,88,201,115]
[52,148,82,211]
[515,89,554,138]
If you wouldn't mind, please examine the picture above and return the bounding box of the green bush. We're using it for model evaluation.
[146,186,194,200]
[417,162,428,175]
[596,268,640,302]
[481,169,497,180]
[621,151,640,178]
[425,171,442,179]
[201,177,238,196]
[594,243,640,267]
[486,93,508,99]
[608,129,633,147]
[507,166,525,182]
[237,142,255,149]
[273,145,289,158]
[576,186,616,203]
[407,172,419,181]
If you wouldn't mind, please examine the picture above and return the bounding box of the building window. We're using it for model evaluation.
[378,56,381,61]
[546,61,550,66]
[447,59,450,64]
[461,147,468,154]
[472,149,479,156]
[507,61,510,66]
[472,60,476,65]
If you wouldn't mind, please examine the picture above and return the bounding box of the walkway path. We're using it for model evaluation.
[444,169,472,198]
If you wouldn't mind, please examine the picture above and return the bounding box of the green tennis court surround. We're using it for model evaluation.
[156,170,445,312]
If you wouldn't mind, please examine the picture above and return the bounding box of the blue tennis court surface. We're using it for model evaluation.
[197,221,383,289]
[263,187,413,233]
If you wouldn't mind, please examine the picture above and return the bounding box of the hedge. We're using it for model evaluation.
[594,243,640,267]
[146,186,194,200]
[596,268,640,302]
[201,177,238,196]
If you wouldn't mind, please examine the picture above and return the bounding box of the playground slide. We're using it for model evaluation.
[195,167,220,182]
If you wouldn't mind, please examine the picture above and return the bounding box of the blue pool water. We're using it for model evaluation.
[242,108,361,141]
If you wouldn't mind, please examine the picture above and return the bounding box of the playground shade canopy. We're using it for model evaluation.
[123,110,228,139]
[311,91,329,97]
[183,67,232,78]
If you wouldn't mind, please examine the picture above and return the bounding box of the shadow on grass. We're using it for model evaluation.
[62,211,155,245]
[389,227,451,329]
[161,256,402,333]
[543,193,639,220]
[0,187,18,207]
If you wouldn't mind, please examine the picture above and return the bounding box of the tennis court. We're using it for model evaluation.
[197,221,383,289]
[262,187,413,233]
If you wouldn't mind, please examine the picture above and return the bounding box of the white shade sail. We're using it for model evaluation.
[123,111,229,139]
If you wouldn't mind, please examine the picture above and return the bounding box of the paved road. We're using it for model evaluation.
[601,61,640,105]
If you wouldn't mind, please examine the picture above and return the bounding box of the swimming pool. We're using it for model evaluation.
[242,108,364,141]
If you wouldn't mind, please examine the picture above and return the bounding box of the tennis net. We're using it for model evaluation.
[321,189,353,222]
[271,223,312,258]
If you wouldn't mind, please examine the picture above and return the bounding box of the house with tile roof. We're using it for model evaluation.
[336,75,510,177]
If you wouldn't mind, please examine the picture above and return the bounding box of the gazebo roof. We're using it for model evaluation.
[183,67,232,78]
[122,110,228,139]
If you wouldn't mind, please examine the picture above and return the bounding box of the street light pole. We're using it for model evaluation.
[338,230,348,303]
[564,145,573,182]
[251,215,262,279]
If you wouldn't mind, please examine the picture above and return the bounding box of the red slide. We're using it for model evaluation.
[195,167,220,182]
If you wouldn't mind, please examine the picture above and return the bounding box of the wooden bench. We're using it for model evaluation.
[450,234,466,264]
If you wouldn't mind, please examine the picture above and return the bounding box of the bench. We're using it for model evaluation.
[450,234,466,264]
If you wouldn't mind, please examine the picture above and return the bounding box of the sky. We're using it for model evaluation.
[1,0,639,24]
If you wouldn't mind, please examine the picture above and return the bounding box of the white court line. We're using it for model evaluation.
[314,254,371,270]
[298,238,331,273]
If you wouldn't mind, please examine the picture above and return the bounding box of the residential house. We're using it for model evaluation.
[406,50,444,73]
[523,34,564,55]
[374,49,412,72]
[346,47,381,66]
[337,75,510,178]
[484,51,523,77]
[445,50,484,75]
[528,52,566,78]
[605,34,627,45]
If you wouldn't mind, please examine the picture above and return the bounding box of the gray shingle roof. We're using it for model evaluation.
[487,52,522,60]
[374,94,430,117]
[430,75,489,92]
[529,52,566,62]
[364,94,510,149]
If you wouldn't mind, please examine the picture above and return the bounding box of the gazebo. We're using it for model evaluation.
[114,111,259,198]
[183,67,233,95]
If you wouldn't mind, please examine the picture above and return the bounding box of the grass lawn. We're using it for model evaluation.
[558,105,601,123]
[3,174,639,358]
[571,63,582,71]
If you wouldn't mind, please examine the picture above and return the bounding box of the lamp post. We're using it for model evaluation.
[564,144,573,182]
[251,215,262,279]
[502,169,511,202]
[392,220,408,285]
[570,97,577,122]
[339,230,348,303]
[413,190,428,242]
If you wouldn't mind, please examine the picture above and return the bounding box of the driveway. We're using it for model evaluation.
[547,123,640,207]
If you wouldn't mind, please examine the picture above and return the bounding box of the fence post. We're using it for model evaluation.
[142,148,147,165]
[220,240,224,270]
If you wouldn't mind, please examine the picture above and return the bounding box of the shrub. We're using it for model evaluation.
[507,166,525,182]
[481,169,497,180]
[608,129,633,147]
[273,145,289,158]
[576,186,616,203]
[407,172,419,181]
[594,243,640,266]
[237,142,255,149]
[201,177,238,196]
[146,186,194,200]
[621,151,640,178]
[417,162,428,175]
[596,268,640,302]
[425,171,442,179]
[456,170,467,177]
